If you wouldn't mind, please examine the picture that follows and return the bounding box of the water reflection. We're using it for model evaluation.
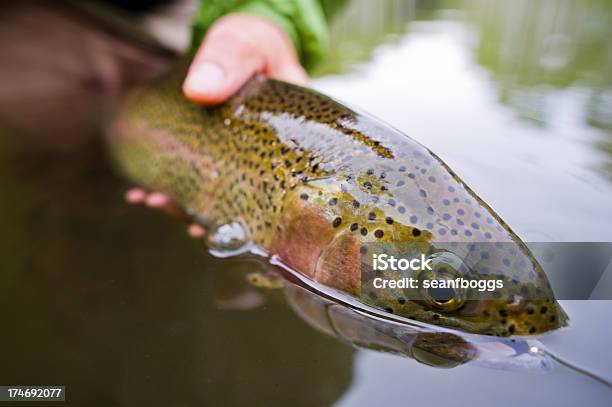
[471,0,612,126]
[316,0,612,180]
[283,282,553,371]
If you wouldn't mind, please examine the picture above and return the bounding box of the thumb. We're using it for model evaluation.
[183,14,308,105]
[183,19,265,105]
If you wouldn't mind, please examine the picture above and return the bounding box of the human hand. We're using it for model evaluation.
[126,13,309,238]
[183,13,309,103]
[125,189,206,238]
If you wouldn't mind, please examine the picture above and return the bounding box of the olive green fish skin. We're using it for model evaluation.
[110,66,568,337]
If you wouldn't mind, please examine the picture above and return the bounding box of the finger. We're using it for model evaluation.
[145,192,186,220]
[267,63,310,87]
[183,14,309,105]
[187,223,206,238]
[145,192,171,208]
[125,188,147,204]
[183,17,264,105]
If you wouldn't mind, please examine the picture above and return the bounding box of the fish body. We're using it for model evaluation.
[110,64,568,336]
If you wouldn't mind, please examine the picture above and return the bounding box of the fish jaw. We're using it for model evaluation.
[455,298,570,336]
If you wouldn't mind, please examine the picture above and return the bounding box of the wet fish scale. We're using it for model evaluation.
[110,64,568,336]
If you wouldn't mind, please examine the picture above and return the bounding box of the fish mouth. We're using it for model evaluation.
[449,298,570,336]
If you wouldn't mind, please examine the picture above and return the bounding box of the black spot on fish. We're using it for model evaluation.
[368,212,376,221]
[374,229,384,238]
[300,193,309,200]
[350,223,359,231]
[333,217,342,228]
[499,309,508,317]
[412,228,421,237]
[525,306,534,315]
[508,324,515,334]
[529,327,536,334]
[360,228,368,236]
[353,200,360,208]
[385,217,394,225]
[540,306,548,314]
[385,307,394,314]
[328,197,337,206]
[397,297,406,304]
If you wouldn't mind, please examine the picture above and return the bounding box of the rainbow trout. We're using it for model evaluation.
[110,65,568,336]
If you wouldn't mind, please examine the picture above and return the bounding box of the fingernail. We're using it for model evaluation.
[185,62,225,94]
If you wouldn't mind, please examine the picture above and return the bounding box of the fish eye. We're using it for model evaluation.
[427,286,456,303]
[420,276,464,311]
[419,252,468,311]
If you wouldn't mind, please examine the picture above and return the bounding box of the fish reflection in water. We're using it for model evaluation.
[265,276,554,371]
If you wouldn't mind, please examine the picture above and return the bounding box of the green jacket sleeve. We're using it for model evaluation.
[191,0,329,71]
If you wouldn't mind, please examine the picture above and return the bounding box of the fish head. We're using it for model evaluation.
[357,183,571,336]
[361,241,570,337]
[272,168,568,337]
